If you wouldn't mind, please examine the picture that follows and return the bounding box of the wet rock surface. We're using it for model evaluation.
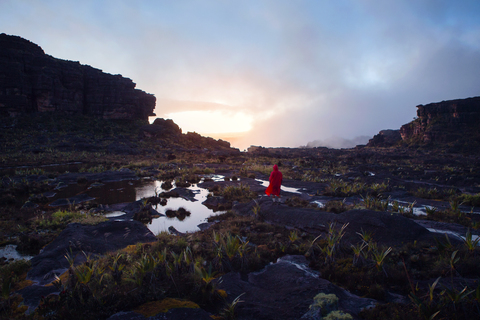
[233,199,444,247]
[218,255,376,320]
[28,220,156,284]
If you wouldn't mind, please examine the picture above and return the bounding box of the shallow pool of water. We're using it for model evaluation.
[0,244,34,261]
[391,199,480,216]
[427,228,480,244]
[49,179,149,206]
[147,184,225,234]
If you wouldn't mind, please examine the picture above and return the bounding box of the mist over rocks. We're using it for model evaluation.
[305,135,371,149]
[0,34,155,120]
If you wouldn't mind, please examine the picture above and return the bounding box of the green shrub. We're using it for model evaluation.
[221,184,257,202]
[324,310,353,320]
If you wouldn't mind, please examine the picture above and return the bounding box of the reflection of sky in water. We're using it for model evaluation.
[313,200,325,208]
[0,244,33,261]
[255,179,302,194]
[209,174,235,182]
[104,211,126,218]
[391,199,480,216]
[135,180,164,199]
[427,228,480,244]
[134,180,225,234]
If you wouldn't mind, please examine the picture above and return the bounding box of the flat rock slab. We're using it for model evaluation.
[234,199,440,247]
[28,220,156,284]
[218,255,375,320]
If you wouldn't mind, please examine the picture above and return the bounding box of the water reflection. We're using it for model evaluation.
[51,179,145,205]
[147,184,225,234]
[46,175,225,234]
[0,244,34,261]
[427,228,480,244]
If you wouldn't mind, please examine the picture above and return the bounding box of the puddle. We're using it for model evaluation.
[386,200,434,216]
[147,184,225,234]
[104,211,126,218]
[427,228,480,244]
[313,200,325,208]
[49,179,153,206]
[390,199,480,216]
[208,174,237,182]
[49,177,225,234]
[255,179,303,194]
[0,245,34,261]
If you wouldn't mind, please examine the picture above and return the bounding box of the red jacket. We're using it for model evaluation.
[265,164,282,196]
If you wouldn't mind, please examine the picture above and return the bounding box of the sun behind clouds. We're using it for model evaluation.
[164,110,253,135]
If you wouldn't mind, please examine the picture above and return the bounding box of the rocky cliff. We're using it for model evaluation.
[0,34,155,120]
[367,96,480,150]
[400,96,480,144]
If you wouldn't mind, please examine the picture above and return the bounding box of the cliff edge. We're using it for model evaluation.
[368,96,480,152]
[0,34,155,120]
[400,96,480,144]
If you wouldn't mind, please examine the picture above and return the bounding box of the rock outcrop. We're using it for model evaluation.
[218,255,376,320]
[367,129,402,147]
[400,96,480,144]
[367,96,480,150]
[27,220,157,285]
[0,34,155,120]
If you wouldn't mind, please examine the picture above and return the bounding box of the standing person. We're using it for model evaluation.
[265,164,283,202]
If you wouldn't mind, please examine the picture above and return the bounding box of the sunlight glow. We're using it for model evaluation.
[165,110,253,134]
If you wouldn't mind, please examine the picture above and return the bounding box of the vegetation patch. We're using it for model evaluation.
[33,210,107,230]
[134,298,200,317]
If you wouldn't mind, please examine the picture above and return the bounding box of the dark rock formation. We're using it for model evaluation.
[141,118,182,138]
[202,196,232,211]
[367,129,402,147]
[400,96,480,144]
[0,34,155,120]
[218,255,375,320]
[27,220,156,284]
[368,96,480,149]
[233,199,440,247]
[106,308,213,320]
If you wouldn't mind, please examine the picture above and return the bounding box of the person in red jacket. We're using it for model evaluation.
[265,164,283,202]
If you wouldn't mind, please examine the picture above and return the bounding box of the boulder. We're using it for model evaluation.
[367,129,401,147]
[202,196,232,211]
[27,220,157,284]
[218,255,376,320]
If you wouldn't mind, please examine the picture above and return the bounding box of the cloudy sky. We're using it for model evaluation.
[2,0,480,150]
